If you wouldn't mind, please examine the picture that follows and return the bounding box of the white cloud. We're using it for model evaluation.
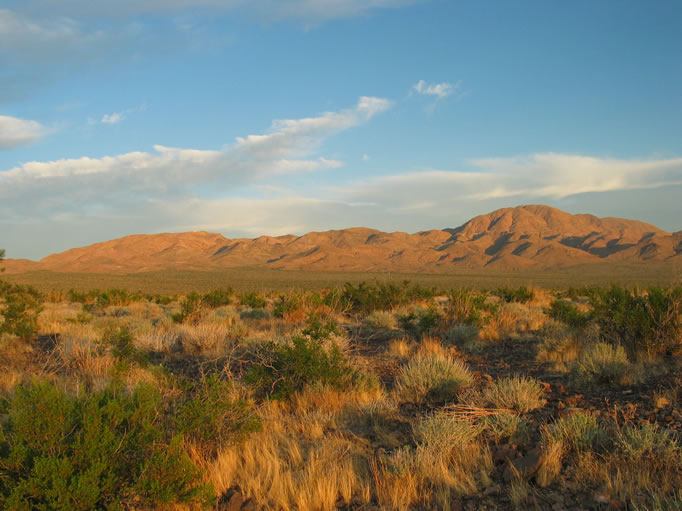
[101,112,125,124]
[0,96,390,213]
[412,79,459,99]
[335,154,682,220]
[0,115,47,149]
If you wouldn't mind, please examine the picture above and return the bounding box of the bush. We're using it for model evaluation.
[0,282,43,339]
[103,327,149,366]
[592,285,682,358]
[172,292,203,324]
[398,307,441,339]
[175,374,260,455]
[301,313,340,341]
[573,341,630,384]
[395,353,473,405]
[446,288,489,326]
[337,280,434,315]
[0,381,213,510]
[480,376,545,413]
[548,299,591,328]
[365,310,397,329]
[202,288,233,308]
[245,335,353,399]
[239,308,270,321]
[444,324,480,350]
[544,412,607,454]
[239,291,268,309]
[494,286,535,304]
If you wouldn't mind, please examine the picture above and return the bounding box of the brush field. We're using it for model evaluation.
[1,279,681,510]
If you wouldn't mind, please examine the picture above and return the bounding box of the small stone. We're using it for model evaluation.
[552,503,565,511]
[593,494,611,504]
[503,449,543,482]
[483,485,501,496]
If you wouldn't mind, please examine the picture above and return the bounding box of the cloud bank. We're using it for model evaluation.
[412,79,459,99]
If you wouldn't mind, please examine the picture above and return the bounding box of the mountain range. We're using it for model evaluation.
[4,205,681,274]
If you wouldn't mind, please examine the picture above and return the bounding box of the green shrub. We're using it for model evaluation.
[573,341,630,384]
[301,313,340,341]
[103,327,149,366]
[398,307,441,339]
[0,381,213,510]
[239,291,268,309]
[337,280,434,314]
[245,335,353,399]
[272,293,304,318]
[395,353,473,405]
[592,285,682,358]
[239,308,270,320]
[446,288,489,326]
[494,286,535,304]
[202,288,233,308]
[548,299,591,328]
[172,292,203,324]
[175,374,260,455]
[0,282,43,340]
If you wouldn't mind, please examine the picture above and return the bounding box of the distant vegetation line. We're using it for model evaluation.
[2,263,679,293]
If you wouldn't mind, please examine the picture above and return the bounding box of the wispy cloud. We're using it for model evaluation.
[101,112,124,124]
[0,96,390,217]
[0,115,47,149]
[12,1,422,23]
[412,79,459,99]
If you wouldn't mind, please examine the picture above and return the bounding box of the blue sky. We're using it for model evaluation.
[1,0,681,260]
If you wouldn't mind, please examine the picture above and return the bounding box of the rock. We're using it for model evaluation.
[593,493,611,505]
[227,492,245,511]
[551,503,565,511]
[483,485,501,496]
[493,444,517,463]
[503,448,543,481]
[539,381,552,393]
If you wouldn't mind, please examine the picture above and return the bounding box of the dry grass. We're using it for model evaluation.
[395,352,473,405]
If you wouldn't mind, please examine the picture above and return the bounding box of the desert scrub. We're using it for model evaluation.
[239,291,268,309]
[395,352,473,405]
[0,380,213,510]
[445,288,490,327]
[572,341,631,385]
[365,309,396,329]
[537,412,608,487]
[592,285,682,358]
[176,374,261,455]
[547,299,591,328]
[536,327,583,370]
[337,280,434,314]
[481,413,530,444]
[245,335,354,399]
[397,306,441,339]
[444,324,482,351]
[494,285,535,304]
[479,375,545,413]
[0,281,43,340]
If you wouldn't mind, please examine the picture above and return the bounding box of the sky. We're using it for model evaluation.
[1,0,681,260]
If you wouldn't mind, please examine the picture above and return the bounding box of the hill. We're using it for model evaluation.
[4,205,680,274]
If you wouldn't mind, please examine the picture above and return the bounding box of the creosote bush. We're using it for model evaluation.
[0,281,43,340]
[0,380,214,510]
[245,335,353,400]
[592,285,682,358]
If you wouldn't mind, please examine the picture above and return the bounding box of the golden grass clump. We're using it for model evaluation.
[479,375,546,413]
[395,352,473,405]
